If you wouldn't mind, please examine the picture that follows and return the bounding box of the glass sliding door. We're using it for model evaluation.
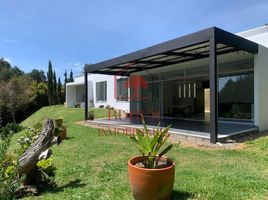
[218,73,254,121]
[129,73,160,117]
[218,59,254,122]
[140,74,160,117]
[161,64,210,121]
[217,58,255,135]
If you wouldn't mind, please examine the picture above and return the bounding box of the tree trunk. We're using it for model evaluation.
[10,110,16,123]
[18,119,57,176]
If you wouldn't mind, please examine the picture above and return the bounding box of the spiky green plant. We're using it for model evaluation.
[130,115,173,169]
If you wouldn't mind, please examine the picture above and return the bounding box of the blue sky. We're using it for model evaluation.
[0,0,267,78]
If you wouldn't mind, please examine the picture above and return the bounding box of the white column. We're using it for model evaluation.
[254,45,268,131]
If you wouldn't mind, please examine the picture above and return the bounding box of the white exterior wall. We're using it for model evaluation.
[237,25,268,48]
[238,25,268,130]
[66,84,77,107]
[89,74,129,111]
[254,45,268,131]
[74,76,84,82]
[66,74,129,111]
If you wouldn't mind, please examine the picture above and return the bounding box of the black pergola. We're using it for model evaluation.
[84,27,258,143]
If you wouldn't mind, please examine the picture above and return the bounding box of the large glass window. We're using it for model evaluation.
[116,78,129,101]
[218,58,254,122]
[96,81,107,102]
[218,74,254,120]
[76,85,85,102]
[161,65,210,120]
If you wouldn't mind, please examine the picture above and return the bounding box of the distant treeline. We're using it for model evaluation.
[0,58,74,126]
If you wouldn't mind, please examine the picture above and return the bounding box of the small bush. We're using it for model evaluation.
[88,110,95,120]
[0,133,23,199]
[0,123,23,140]
[37,157,56,177]
[16,122,42,156]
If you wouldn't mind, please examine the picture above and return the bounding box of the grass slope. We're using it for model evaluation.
[10,105,268,199]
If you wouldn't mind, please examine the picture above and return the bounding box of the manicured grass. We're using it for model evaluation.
[10,105,268,199]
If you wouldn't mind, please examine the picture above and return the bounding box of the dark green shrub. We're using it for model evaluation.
[88,110,95,120]
[0,123,23,140]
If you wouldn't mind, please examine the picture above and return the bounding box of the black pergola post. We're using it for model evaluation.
[209,38,218,143]
[84,72,88,121]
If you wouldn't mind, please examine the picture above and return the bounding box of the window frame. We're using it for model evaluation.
[96,81,107,102]
[116,78,129,102]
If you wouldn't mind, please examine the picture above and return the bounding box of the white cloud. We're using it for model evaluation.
[68,62,83,68]
[16,14,31,20]
[0,39,17,45]
[0,21,14,26]
[66,62,84,75]
[74,62,83,67]
[67,62,84,70]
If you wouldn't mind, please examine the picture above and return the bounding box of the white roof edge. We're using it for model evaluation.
[236,24,268,37]
[75,74,84,78]
[66,81,84,86]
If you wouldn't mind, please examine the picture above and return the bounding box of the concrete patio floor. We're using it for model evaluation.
[86,117,258,140]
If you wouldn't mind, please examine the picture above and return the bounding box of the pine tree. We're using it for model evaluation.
[53,71,57,104]
[64,70,68,102]
[69,69,74,82]
[57,77,62,103]
[47,60,53,105]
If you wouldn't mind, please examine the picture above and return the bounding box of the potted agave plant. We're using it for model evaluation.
[128,116,175,200]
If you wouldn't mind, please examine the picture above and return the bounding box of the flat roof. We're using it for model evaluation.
[85,27,258,76]
[66,81,84,86]
[237,24,268,38]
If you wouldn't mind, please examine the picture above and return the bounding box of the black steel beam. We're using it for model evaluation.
[163,51,207,59]
[209,38,218,144]
[85,27,258,75]
[214,27,258,54]
[129,48,240,75]
[136,60,175,66]
[84,72,88,121]
[91,70,131,76]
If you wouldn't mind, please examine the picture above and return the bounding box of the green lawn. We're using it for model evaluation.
[10,105,268,199]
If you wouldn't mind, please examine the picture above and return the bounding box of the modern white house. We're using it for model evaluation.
[66,74,129,111]
[82,25,268,143]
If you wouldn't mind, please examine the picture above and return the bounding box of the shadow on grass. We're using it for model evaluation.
[65,136,75,140]
[52,179,86,193]
[170,190,194,200]
[39,179,86,195]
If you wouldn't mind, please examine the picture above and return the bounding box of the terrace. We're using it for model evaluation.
[84,27,259,143]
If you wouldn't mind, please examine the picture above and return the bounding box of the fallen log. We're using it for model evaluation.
[18,119,58,176]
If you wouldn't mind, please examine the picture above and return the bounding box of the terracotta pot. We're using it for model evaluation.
[128,156,175,200]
